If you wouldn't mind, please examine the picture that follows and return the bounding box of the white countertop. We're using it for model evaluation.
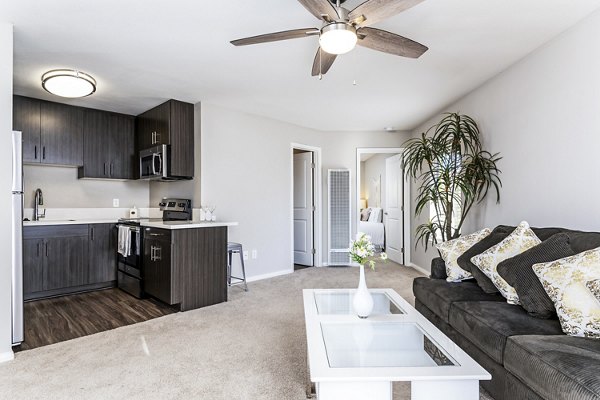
[23,218,120,226]
[140,221,238,230]
[23,218,238,229]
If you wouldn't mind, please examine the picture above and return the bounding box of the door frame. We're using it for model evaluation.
[356,148,410,265]
[290,143,323,268]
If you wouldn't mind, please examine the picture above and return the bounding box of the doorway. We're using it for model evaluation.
[356,148,410,265]
[291,144,322,270]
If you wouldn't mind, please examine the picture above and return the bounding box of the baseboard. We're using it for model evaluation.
[407,262,429,277]
[246,269,293,283]
[0,350,14,363]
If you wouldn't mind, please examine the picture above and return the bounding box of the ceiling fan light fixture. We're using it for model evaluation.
[41,69,97,98]
[319,23,357,55]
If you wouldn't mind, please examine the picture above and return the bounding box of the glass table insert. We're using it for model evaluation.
[320,321,458,368]
[313,290,406,315]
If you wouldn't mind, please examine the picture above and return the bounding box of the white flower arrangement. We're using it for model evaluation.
[350,232,388,270]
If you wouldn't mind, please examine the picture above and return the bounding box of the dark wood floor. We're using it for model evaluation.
[16,288,177,351]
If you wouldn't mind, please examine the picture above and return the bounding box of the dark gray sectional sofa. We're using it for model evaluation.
[413,227,600,400]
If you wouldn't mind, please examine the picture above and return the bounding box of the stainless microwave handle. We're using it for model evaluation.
[151,153,158,175]
[156,153,163,175]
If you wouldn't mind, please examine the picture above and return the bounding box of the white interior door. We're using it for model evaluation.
[294,152,314,266]
[385,154,404,264]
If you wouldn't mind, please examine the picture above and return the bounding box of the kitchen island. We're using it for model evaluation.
[142,222,238,311]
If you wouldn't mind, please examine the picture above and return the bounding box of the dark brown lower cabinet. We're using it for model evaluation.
[44,235,89,290]
[88,224,117,284]
[23,224,117,301]
[143,232,177,305]
[23,238,44,295]
[143,226,227,311]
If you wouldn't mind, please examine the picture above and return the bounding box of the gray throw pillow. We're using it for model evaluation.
[497,233,575,318]
[457,228,511,293]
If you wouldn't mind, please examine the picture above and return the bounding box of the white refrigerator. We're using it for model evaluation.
[12,131,23,345]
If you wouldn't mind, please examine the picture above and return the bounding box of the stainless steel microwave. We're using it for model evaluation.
[139,145,191,181]
[140,145,168,180]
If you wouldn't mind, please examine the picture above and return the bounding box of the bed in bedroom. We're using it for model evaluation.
[358,207,385,249]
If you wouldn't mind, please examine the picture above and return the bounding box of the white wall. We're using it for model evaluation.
[200,103,410,278]
[24,166,149,209]
[410,9,600,272]
[0,23,13,361]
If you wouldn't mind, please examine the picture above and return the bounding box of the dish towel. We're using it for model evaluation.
[117,225,131,257]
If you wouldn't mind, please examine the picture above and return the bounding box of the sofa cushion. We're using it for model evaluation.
[533,248,600,338]
[430,257,447,280]
[497,233,575,319]
[436,228,491,282]
[449,301,563,364]
[470,221,542,304]
[457,230,511,294]
[564,231,600,253]
[505,335,600,400]
[412,277,503,323]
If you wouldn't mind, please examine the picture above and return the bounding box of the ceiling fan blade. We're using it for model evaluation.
[297,0,339,21]
[311,48,337,76]
[357,27,427,58]
[349,0,424,26]
[231,28,319,46]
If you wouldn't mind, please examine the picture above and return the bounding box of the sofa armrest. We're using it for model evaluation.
[430,257,447,280]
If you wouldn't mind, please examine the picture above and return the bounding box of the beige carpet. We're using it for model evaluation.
[0,264,493,400]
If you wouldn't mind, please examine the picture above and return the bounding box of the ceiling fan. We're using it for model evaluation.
[231,0,428,78]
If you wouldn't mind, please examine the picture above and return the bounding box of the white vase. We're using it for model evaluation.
[353,264,374,318]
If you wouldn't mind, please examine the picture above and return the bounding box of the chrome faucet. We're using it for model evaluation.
[33,188,45,221]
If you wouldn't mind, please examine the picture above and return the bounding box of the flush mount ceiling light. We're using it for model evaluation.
[41,69,96,98]
[319,23,357,55]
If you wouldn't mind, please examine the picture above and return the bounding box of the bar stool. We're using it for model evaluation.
[227,242,248,291]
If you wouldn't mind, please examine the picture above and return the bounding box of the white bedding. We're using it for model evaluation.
[358,221,385,247]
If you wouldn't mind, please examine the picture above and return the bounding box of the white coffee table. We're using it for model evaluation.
[303,289,491,400]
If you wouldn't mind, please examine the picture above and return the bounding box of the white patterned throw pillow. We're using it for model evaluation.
[436,228,491,282]
[533,249,600,338]
[470,221,541,304]
[588,279,600,304]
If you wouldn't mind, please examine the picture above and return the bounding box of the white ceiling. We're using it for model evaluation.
[3,0,600,131]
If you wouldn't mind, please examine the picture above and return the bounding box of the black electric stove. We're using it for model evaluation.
[116,198,192,298]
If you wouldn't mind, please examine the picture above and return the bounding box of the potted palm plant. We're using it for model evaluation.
[402,113,502,249]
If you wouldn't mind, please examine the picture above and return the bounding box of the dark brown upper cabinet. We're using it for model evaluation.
[13,95,84,166]
[78,109,135,179]
[136,99,194,178]
[40,101,84,166]
[13,96,41,163]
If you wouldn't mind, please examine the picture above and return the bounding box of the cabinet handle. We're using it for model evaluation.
[34,146,37,160]
[42,146,46,160]
[110,163,113,176]
[36,242,40,257]
[45,242,48,257]
[91,227,94,241]
[154,246,162,261]
[150,245,156,261]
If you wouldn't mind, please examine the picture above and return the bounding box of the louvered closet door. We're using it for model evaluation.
[328,169,351,266]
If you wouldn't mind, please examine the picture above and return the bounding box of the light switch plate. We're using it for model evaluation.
[113,198,119,207]
[252,250,258,259]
